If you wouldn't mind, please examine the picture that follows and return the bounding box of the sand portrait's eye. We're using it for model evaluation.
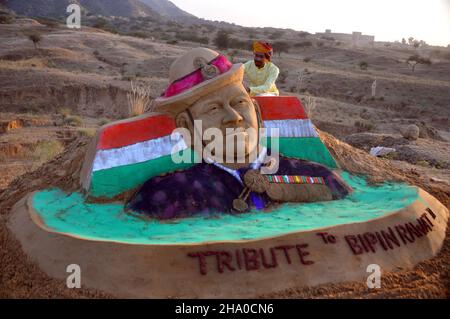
[232,97,250,108]
[205,103,220,115]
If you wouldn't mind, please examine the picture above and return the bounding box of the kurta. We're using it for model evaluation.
[244,60,280,96]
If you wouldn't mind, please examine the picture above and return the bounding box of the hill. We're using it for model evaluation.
[138,0,196,21]
[3,0,160,18]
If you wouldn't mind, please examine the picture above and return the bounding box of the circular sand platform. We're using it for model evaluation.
[8,173,449,298]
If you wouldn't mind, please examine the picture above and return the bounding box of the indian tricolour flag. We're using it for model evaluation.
[81,96,337,199]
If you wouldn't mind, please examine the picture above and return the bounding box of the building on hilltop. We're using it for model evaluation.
[316,29,375,48]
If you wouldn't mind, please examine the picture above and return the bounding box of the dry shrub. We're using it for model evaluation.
[127,81,153,117]
[32,140,64,165]
[79,128,96,138]
[296,72,306,93]
[98,118,110,126]
[64,115,83,126]
[59,107,72,117]
[302,95,316,118]
[354,119,375,132]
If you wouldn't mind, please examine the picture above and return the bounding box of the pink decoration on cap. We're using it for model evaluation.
[163,55,233,98]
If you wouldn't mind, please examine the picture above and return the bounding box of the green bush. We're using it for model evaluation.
[27,32,42,49]
[359,61,368,70]
[0,14,13,24]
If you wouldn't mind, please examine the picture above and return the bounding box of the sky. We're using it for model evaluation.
[171,0,450,47]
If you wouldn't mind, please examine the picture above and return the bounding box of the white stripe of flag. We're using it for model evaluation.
[263,119,318,138]
[92,134,188,172]
[92,119,319,172]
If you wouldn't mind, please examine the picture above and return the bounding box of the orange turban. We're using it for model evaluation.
[253,41,273,61]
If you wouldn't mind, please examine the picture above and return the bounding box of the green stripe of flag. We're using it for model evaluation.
[90,137,338,198]
[90,150,197,198]
[262,137,338,169]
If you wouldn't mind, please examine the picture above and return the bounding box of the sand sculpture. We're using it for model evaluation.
[8,48,448,298]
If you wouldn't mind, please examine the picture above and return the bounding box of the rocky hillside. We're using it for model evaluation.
[138,0,196,21]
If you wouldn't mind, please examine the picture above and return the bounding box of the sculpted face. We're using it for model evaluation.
[175,82,260,164]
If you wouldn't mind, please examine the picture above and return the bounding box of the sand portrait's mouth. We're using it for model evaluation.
[224,126,249,136]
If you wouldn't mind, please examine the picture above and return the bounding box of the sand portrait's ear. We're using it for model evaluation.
[175,111,196,148]
[175,111,192,131]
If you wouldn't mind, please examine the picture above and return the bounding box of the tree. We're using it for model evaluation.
[407,37,427,49]
[273,41,290,57]
[407,55,431,72]
[214,30,229,50]
[401,38,406,45]
[28,32,42,49]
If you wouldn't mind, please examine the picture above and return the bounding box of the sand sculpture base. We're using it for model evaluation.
[8,180,448,298]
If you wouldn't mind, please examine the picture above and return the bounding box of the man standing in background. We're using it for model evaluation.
[244,41,280,96]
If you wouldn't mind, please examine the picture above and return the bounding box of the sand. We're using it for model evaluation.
[0,134,448,298]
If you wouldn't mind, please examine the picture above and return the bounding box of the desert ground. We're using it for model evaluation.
[0,19,449,298]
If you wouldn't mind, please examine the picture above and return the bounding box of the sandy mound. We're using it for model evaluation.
[0,133,448,298]
[320,131,449,207]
